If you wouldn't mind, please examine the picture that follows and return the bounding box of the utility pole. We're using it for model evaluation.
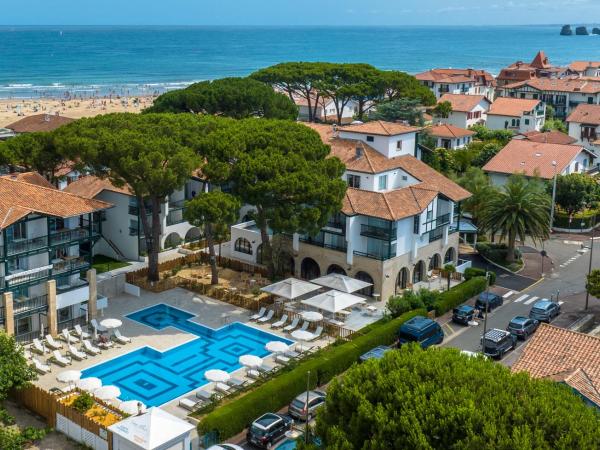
[305,370,310,444]
[481,269,491,353]
[549,161,558,232]
[585,215,596,310]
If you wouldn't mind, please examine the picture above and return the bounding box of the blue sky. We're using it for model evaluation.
[2,0,599,26]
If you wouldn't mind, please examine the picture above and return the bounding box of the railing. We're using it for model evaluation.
[13,294,48,316]
[57,315,87,333]
[15,330,43,343]
[52,255,90,275]
[49,228,89,245]
[128,205,139,216]
[166,212,186,226]
[56,278,88,294]
[353,250,393,261]
[428,227,445,243]
[5,267,51,289]
[5,236,48,257]
[424,213,451,228]
[360,224,396,241]
[299,236,347,252]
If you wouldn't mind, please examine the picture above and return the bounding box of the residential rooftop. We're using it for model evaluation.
[429,123,475,139]
[6,113,75,133]
[488,98,541,117]
[438,94,490,112]
[566,103,600,125]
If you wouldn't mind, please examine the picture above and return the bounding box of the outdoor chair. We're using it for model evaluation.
[227,377,247,390]
[32,357,51,374]
[259,362,277,375]
[51,350,71,367]
[258,310,274,323]
[73,324,90,340]
[32,339,47,355]
[247,369,262,380]
[283,317,300,332]
[45,335,63,350]
[214,382,232,395]
[285,349,301,359]
[82,340,101,355]
[61,328,79,344]
[90,319,107,333]
[299,321,310,332]
[249,307,266,321]
[307,326,323,341]
[196,389,217,402]
[275,354,291,365]
[112,329,131,344]
[179,397,205,411]
[271,314,287,329]
[68,344,87,361]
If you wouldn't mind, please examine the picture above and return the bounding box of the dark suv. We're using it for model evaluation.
[475,292,503,312]
[247,413,292,448]
[529,300,561,323]
[481,328,517,359]
[507,316,539,339]
[452,305,475,325]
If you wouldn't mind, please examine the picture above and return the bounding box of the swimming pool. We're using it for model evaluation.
[82,304,293,406]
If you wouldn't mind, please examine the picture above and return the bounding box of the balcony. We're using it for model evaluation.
[52,254,90,275]
[5,265,52,289]
[13,295,48,317]
[168,199,187,210]
[50,228,90,246]
[166,211,186,226]
[428,227,445,243]
[299,236,347,253]
[360,224,396,241]
[353,250,394,261]
[4,235,48,257]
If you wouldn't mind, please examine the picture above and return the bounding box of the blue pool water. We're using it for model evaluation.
[82,304,293,406]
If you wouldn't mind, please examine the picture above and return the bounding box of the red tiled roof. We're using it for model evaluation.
[483,140,589,179]
[6,114,75,133]
[0,172,55,189]
[339,120,420,136]
[415,68,495,85]
[502,78,600,94]
[438,94,490,113]
[488,98,541,117]
[520,130,577,145]
[566,103,600,125]
[568,61,600,72]
[429,124,475,139]
[63,175,132,199]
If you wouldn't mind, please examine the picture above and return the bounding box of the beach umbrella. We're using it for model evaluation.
[119,400,147,415]
[76,377,102,392]
[100,318,123,330]
[204,369,230,383]
[56,370,81,384]
[301,290,365,314]
[311,273,372,293]
[239,354,263,369]
[94,385,121,400]
[260,278,321,300]
[291,330,314,352]
[301,311,323,322]
[265,341,289,354]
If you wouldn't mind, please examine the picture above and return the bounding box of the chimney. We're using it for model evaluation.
[355,145,363,158]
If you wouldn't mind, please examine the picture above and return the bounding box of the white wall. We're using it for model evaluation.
[94,190,140,261]
[337,130,417,158]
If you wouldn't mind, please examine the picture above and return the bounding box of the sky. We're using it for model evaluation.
[1,0,599,26]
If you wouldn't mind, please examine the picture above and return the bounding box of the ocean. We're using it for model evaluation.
[1,25,599,99]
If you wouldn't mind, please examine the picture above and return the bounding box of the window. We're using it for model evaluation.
[8,257,28,273]
[575,162,580,172]
[58,306,72,323]
[16,317,31,335]
[347,174,361,188]
[396,140,402,151]
[378,175,388,191]
[524,119,530,125]
[511,119,517,127]
[234,237,253,255]
[520,93,526,99]
[7,222,26,241]
[129,219,138,236]
[366,136,374,142]
[532,93,539,99]
[589,97,594,104]
[413,215,420,234]
[48,218,65,232]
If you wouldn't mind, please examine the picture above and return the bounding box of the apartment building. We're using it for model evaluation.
[415,68,495,100]
[0,174,111,342]
[496,51,564,87]
[566,61,600,78]
[231,121,471,301]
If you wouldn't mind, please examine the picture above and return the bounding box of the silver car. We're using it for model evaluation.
[288,390,326,421]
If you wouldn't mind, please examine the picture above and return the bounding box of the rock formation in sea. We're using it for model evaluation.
[561,25,573,35]
[593,28,600,35]
[576,26,589,35]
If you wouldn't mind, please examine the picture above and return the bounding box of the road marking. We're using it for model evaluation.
[514,295,529,303]
[524,296,539,305]
[503,291,515,298]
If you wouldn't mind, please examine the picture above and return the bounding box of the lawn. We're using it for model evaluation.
[92,255,131,274]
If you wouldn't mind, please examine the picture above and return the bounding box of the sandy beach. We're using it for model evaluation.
[0,96,155,128]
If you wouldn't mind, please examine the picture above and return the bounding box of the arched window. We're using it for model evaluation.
[355,271,374,296]
[444,247,456,264]
[327,264,346,275]
[301,258,320,280]
[396,267,410,292]
[234,237,252,255]
[429,254,441,270]
[256,244,264,264]
[413,260,425,284]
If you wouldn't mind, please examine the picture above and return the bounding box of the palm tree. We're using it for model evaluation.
[479,175,551,263]
[457,167,494,224]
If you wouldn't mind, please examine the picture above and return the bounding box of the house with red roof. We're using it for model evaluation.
[566,103,600,152]
[428,124,475,150]
[496,51,564,87]
[437,94,491,129]
[415,68,495,100]
[486,97,546,133]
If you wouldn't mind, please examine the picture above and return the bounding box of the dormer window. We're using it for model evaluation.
[366,135,374,142]
[378,175,388,191]
[347,174,361,188]
[396,140,402,151]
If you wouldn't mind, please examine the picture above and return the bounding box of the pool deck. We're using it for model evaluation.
[31,287,329,420]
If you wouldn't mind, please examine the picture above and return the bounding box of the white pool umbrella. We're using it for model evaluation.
[76,377,102,392]
[100,318,123,330]
[94,385,121,400]
[239,354,263,369]
[119,400,147,415]
[301,290,365,313]
[57,370,81,384]
[311,273,372,293]
[265,341,289,353]
[204,369,230,383]
[301,311,323,322]
[291,330,314,342]
[260,278,321,300]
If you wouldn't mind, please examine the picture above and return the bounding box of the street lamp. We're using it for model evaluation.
[549,160,558,232]
[480,269,491,353]
[585,215,597,310]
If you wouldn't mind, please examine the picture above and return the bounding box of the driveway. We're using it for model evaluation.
[459,253,538,291]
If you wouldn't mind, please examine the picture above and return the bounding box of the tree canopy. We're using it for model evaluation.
[144,77,298,120]
[553,173,599,215]
[432,100,452,119]
[370,98,425,125]
[0,332,35,401]
[457,167,494,223]
[314,346,600,450]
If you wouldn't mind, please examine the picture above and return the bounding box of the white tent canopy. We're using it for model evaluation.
[260,277,321,300]
[311,273,372,293]
[109,407,194,450]
[301,290,366,313]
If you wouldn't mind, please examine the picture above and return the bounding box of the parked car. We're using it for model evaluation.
[288,390,327,421]
[475,292,503,312]
[452,305,475,325]
[208,445,245,450]
[529,300,561,323]
[359,345,393,362]
[480,328,517,359]
[507,316,539,339]
[397,316,444,349]
[246,413,292,449]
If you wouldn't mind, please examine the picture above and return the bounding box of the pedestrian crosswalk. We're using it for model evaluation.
[524,296,539,305]
[502,290,515,298]
[514,294,529,303]
[510,293,564,306]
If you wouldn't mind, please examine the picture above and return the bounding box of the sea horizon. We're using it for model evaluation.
[1,24,599,99]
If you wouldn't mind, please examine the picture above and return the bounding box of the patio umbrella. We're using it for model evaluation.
[100,318,123,330]
[204,369,230,383]
[119,400,147,415]
[301,311,323,322]
[260,278,321,300]
[76,377,102,392]
[265,341,289,354]
[311,273,372,293]
[239,354,263,369]
[301,290,365,314]
[57,370,81,384]
[291,329,314,352]
[94,385,121,400]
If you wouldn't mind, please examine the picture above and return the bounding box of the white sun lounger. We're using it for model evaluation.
[32,339,47,354]
[299,321,309,332]
[283,317,300,332]
[113,329,131,344]
[82,340,101,355]
[61,328,79,344]
[32,357,51,374]
[275,355,291,365]
[51,350,71,367]
[271,314,287,329]
[258,310,274,323]
[214,382,232,395]
[195,389,214,401]
[259,362,277,374]
[91,319,107,332]
[247,369,262,380]
[45,335,63,350]
[307,326,323,341]
[250,307,266,321]
[179,397,204,411]
[73,324,90,340]
[68,344,87,361]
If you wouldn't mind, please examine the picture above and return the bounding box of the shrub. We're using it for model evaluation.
[433,276,487,316]
[476,242,521,264]
[464,267,496,285]
[387,289,439,317]
[72,392,94,413]
[198,309,425,440]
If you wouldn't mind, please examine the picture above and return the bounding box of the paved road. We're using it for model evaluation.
[459,253,537,291]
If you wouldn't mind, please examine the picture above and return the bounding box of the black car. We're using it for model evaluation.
[246,413,292,449]
[452,305,475,325]
[507,316,539,339]
[480,328,517,359]
[475,292,503,312]
[529,300,561,323]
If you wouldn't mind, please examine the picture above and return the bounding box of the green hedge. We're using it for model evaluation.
[198,309,425,440]
[553,209,600,229]
[433,276,487,316]
[464,267,496,285]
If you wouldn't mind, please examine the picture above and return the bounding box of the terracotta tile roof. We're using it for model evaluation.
[6,114,75,133]
[520,130,577,145]
[530,50,552,69]
[512,323,600,406]
[502,78,600,94]
[0,172,55,189]
[339,120,421,136]
[0,177,112,229]
[568,61,600,72]
[415,68,495,85]
[497,67,537,83]
[438,94,490,113]
[483,140,590,179]
[488,98,541,117]
[63,175,132,199]
[54,161,77,178]
[429,124,475,139]
[567,103,600,125]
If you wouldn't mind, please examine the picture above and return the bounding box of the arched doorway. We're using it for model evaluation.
[429,253,441,270]
[234,237,252,255]
[256,244,264,264]
[184,227,202,243]
[444,247,456,264]
[413,260,425,284]
[396,267,410,292]
[355,271,374,296]
[327,264,346,275]
[301,258,321,280]
[163,232,182,249]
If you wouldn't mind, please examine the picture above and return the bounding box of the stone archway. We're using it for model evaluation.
[355,271,374,296]
[163,232,182,249]
[184,227,202,243]
[444,247,456,264]
[429,253,442,270]
[396,267,410,292]
[300,258,321,280]
[413,260,425,284]
[327,264,347,275]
